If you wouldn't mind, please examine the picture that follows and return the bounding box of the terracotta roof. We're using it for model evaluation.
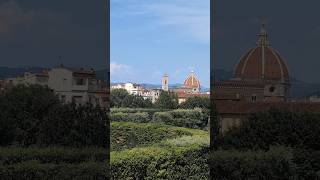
[184,71,200,88]
[234,25,290,82]
[215,101,320,115]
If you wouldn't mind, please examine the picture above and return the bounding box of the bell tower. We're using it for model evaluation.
[162,74,169,91]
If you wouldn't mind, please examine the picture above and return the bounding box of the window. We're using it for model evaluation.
[269,86,275,93]
[251,94,257,102]
[75,78,85,85]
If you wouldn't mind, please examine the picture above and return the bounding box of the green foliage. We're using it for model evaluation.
[153,108,209,129]
[110,89,153,108]
[111,108,169,119]
[292,148,320,179]
[0,147,107,165]
[110,88,129,107]
[0,147,108,179]
[210,147,298,180]
[38,103,108,148]
[155,91,179,109]
[0,161,107,180]
[110,112,149,123]
[179,96,210,109]
[110,126,209,180]
[110,122,192,151]
[0,85,108,148]
[217,108,320,150]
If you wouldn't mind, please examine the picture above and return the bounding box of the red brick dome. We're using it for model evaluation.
[184,71,200,88]
[234,24,290,82]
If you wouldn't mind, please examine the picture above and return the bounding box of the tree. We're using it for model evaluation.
[110,89,130,107]
[0,84,61,146]
[180,96,210,109]
[155,91,179,109]
[0,84,108,147]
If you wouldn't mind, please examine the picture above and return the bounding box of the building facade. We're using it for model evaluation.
[4,66,108,108]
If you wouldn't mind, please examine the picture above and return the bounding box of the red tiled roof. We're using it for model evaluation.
[215,101,320,115]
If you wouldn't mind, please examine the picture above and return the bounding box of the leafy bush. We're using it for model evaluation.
[153,108,209,129]
[0,85,108,148]
[111,108,169,119]
[110,129,209,180]
[217,108,320,150]
[179,96,210,109]
[110,122,192,151]
[210,147,298,180]
[110,112,149,123]
[0,147,108,179]
[0,160,107,180]
[0,147,107,165]
[110,89,153,108]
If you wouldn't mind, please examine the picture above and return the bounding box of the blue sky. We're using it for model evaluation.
[111,0,210,87]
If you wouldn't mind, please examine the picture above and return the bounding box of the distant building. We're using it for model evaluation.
[213,23,320,133]
[163,71,209,104]
[4,66,108,108]
[162,74,169,91]
[111,82,143,96]
[111,82,161,103]
[214,23,290,103]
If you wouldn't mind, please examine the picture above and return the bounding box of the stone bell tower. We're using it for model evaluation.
[162,74,169,91]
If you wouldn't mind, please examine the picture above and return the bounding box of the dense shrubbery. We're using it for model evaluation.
[111,108,169,119]
[210,147,297,180]
[110,108,209,129]
[0,85,109,179]
[180,96,210,109]
[111,122,192,151]
[0,147,108,179]
[216,108,320,150]
[110,112,149,123]
[213,108,320,179]
[110,89,153,108]
[153,108,209,129]
[0,85,108,148]
[110,126,209,180]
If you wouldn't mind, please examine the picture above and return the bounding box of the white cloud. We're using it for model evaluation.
[111,0,210,44]
[110,62,131,74]
[110,62,136,82]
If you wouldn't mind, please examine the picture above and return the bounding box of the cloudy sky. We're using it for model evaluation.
[111,0,210,87]
[0,0,106,69]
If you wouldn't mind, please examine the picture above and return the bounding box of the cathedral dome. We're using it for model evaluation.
[234,24,290,83]
[184,71,200,88]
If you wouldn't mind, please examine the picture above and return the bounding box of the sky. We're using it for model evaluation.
[111,0,210,87]
[0,0,106,69]
[215,0,320,83]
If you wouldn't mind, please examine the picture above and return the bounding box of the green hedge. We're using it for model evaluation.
[0,147,107,165]
[153,108,208,129]
[110,129,209,180]
[0,147,108,179]
[210,147,320,180]
[217,108,320,150]
[0,160,107,180]
[111,108,169,119]
[110,108,209,130]
[111,122,192,151]
[210,147,297,180]
[110,112,149,123]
